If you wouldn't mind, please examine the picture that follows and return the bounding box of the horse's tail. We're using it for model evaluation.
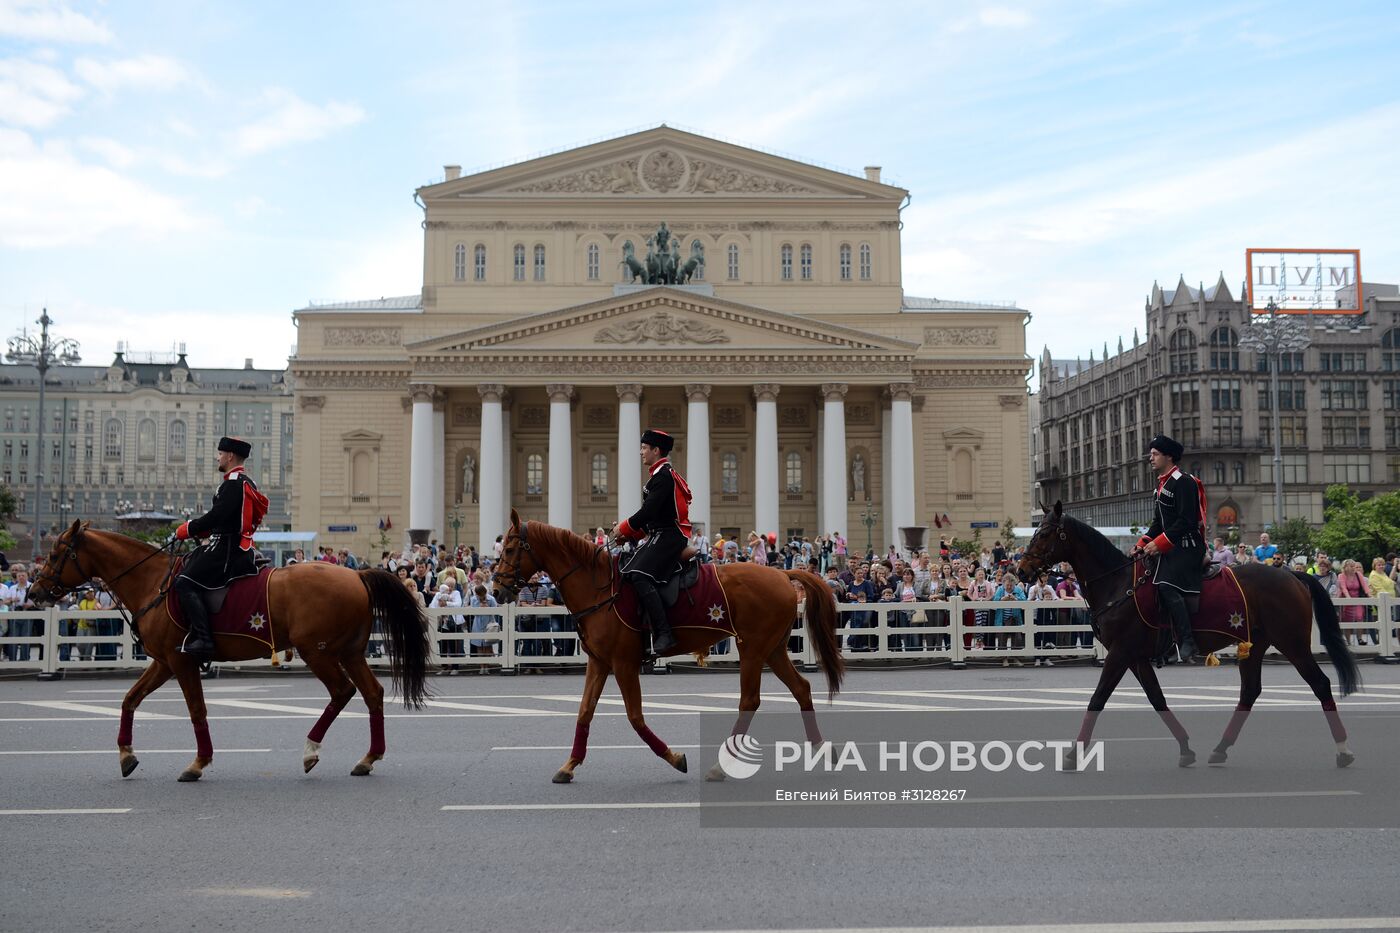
[359,569,432,709]
[1293,569,1360,696]
[784,570,845,700]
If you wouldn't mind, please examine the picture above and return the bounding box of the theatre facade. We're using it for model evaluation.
[289,127,1031,554]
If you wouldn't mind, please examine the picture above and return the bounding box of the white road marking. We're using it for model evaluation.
[203,699,359,716]
[14,700,178,719]
[0,808,131,816]
[421,699,563,715]
[194,887,311,899]
[656,917,1400,933]
[695,691,953,711]
[0,748,270,756]
[491,744,706,751]
[591,696,736,713]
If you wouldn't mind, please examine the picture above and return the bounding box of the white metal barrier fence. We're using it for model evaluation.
[1,595,1395,677]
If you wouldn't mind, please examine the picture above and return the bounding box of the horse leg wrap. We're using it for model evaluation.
[308,701,345,744]
[118,709,134,748]
[369,709,386,756]
[1075,711,1100,745]
[1157,710,1190,748]
[570,722,590,762]
[636,724,669,757]
[193,721,213,761]
[1323,708,1347,743]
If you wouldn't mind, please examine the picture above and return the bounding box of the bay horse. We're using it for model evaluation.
[492,510,845,783]
[28,521,431,781]
[1017,502,1359,769]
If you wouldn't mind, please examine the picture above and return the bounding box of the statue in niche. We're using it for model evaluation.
[462,454,477,503]
[851,453,866,501]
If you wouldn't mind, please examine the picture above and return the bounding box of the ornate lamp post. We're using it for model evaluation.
[448,507,464,551]
[1238,299,1311,528]
[859,500,879,557]
[6,310,81,557]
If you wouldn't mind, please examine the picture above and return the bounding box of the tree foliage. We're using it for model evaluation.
[1268,516,1316,564]
[1315,485,1400,566]
[0,484,18,553]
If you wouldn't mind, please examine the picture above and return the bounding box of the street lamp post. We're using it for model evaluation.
[448,508,463,551]
[6,310,81,557]
[1238,299,1311,529]
[859,500,879,558]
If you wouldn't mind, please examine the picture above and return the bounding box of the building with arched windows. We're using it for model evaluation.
[1035,274,1400,538]
[290,126,1032,554]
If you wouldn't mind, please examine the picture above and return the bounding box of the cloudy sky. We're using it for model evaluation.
[2,0,1397,369]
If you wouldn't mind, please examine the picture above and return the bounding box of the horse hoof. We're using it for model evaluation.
[705,765,726,782]
[120,756,139,778]
[177,769,202,783]
[1178,750,1196,768]
[552,770,573,784]
[1337,752,1355,769]
[672,753,688,774]
[303,757,319,774]
[1208,750,1228,766]
[350,762,372,776]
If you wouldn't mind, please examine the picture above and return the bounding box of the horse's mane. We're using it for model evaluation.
[530,521,606,564]
[86,527,159,555]
[1061,514,1128,570]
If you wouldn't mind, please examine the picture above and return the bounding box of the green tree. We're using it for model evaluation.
[1268,515,1316,564]
[0,483,17,553]
[1315,485,1400,566]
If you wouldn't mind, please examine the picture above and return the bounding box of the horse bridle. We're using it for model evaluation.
[1024,512,1148,621]
[494,521,619,620]
[31,527,181,645]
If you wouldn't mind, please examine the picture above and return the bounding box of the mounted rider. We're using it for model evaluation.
[611,429,692,657]
[1134,434,1207,664]
[172,436,269,659]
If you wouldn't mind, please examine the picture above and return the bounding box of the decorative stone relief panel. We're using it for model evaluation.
[847,403,875,425]
[324,326,402,347]
[584,405,614,428]
[450,404,481,428]
[519,406,548,428]
[923,326,998,347]
[715,406,745,428]
[650,406,679,428]
[779,406,809,427]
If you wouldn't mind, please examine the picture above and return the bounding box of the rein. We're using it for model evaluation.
[37,532,181,647]
[503,522,620,623]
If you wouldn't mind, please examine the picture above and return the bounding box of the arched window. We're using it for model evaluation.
[513,244,526,281]
[785,451,803,493]
[1232,460,1245,484]
[952,449,973,494]
[839,243,852,281]
[533,244,546,282]
[1212,461,1225,485]
[168,420,186,462]
[721,452,739,494]
[473,244,487,281]
[103,418,122,460]
[352,451,371,495]
[591,452,608,495]
[799,243,813,280]
[727,243,739,280]
[691,239,704,280]
[780,244,793,281]
[1169,329,1198,373]
[453,243,467,281]
[858,243,872,280]
[137,417,156,456]
[525,453,544,495]
[586,243,600,281]
[1208,325,1239,370]
[1383,328,1400,371]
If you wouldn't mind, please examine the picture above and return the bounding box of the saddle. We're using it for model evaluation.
[656,557,702,610]
[1133,565,1252,658]
[614,558,733,635]
[167,567,279,652]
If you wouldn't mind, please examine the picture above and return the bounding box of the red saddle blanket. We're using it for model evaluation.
[1133,564,1251,642]
[612,561,735,636]
[167,566,279,652]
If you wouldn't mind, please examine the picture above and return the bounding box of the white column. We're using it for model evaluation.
[547,383,574,529]
[408,384,436,540]
[617,384,643,522]
[478,384,505,554]
[685,384,711,536]
[889,382,917,550]
[501,392,512,524]
[882,400,893,552]
[820,383,848,542]
[432,393,445,542]
[754,383,780,539]
[815,405,825,536]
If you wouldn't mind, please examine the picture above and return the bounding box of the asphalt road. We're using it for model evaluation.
[3,660,1400,933]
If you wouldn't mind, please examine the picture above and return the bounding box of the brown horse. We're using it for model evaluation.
[28,521,431,781]
[1017,502,1359,769]
[492,510,845,783]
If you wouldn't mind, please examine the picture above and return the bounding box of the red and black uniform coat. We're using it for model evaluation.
[617,459,692,583]
[177,467,266,589]
[1137,467,1208,594]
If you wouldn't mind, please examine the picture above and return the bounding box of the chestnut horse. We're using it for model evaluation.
[492,510,845,783]
[1017,502,1359,769]
[28,521,430,781]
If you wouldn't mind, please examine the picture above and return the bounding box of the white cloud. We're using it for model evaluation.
[0,0,111,44]
[74,54,194,95]
[324,229,423,303]
[0,56,85,127]
[77,134,134,167]
[981,7,1033,28]
[229,88,365,157]
[0,128,199,247]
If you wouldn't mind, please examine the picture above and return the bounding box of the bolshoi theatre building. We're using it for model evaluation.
[289,127,1032,555]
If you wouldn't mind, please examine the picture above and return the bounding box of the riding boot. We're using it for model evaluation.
[1160,586,1197,664]
[633,577,676,656]
[176,582,217,660]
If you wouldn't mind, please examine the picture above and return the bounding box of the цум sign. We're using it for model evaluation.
[1245,249,1362,314]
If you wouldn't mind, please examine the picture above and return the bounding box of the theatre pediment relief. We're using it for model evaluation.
[503,153,823,196]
